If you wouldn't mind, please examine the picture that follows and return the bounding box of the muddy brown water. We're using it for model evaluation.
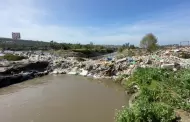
[0,75,128,122]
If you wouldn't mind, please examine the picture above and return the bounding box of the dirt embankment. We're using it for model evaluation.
[0,61,49,88]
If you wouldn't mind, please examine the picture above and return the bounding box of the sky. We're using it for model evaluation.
[0,0,190,45]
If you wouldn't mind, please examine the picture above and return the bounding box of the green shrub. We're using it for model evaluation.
[116,68,190,122]
[180,52,190,59]
[72,49,94,55]
[118,47,125,53]
[116,49,135,59]
[116,102,176,122]
[1,54,27,61]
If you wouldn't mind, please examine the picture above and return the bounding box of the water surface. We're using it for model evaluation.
[0,75,128,122]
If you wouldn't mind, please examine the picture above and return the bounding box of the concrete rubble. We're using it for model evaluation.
[0,47,190,87]
[46,47,190,80]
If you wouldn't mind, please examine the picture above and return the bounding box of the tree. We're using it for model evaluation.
[122,43,130,48]
[129,44,135,49]
[50,40,54,49]
[118,47,124,53]
[140,33,158,52]
[90,42,93,46]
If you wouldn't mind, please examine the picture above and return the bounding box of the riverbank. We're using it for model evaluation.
[115,68,190,122]
[0,47,190,88]
[0,59,49,87]
[0,47,190,121]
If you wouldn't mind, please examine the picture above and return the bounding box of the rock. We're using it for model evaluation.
[133,85,140,90]
[79,69,88,76]
[125,69,132,75]
[21,72,33,80]
[85,64,93,71]
[127,57,134,63]
[129,65,135,69]
[112,76,118,80]
[174,49,180,52]
[36,72,46,77]
[139,58,143,62]
[87,73,93,77]
[160,59,164,63]
[52,70,58,74]
[164,51,170,55]
[78,62,86,68]
[93,75,101,79]
[116,72,121,76]
[145,59,152,64]
[140,62,144,65]
[115,64,122,71]
[0,61,49,75]
[61,62,70,69]
[57,69,67,74]
[116,58,127,63]
[0,68,48,88]
[93,64,100,69]
[103,64,115,76]
[68,67,78,75]
[161,63,174,69]
[173,68,177,72]
[68,71,77,75]
[141,65,146,68]
[51,68,67,74]
[174,62,181,69]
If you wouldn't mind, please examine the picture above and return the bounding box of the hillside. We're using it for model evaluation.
[0,37,49,46]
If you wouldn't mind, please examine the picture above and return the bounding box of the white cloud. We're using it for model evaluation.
[0,0,190,45]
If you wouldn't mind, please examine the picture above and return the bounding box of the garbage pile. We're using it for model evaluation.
[50,47,190,79]
[2,48,189,79]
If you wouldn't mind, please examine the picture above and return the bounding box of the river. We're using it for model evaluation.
[0,75,128,122]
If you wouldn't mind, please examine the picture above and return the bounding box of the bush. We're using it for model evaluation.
[116,102,176,122]
[72,49,92,55]
[1,54,27,61]
[116,68,190,122]
[116,49,135,59]
[180,52,190,59]
[140,33,158,52]
[118,47,125,53]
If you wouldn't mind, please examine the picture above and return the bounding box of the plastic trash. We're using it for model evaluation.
[107,57,112,61]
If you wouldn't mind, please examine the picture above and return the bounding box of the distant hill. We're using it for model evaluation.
[0,37,118,52]
[0,37,49,46]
